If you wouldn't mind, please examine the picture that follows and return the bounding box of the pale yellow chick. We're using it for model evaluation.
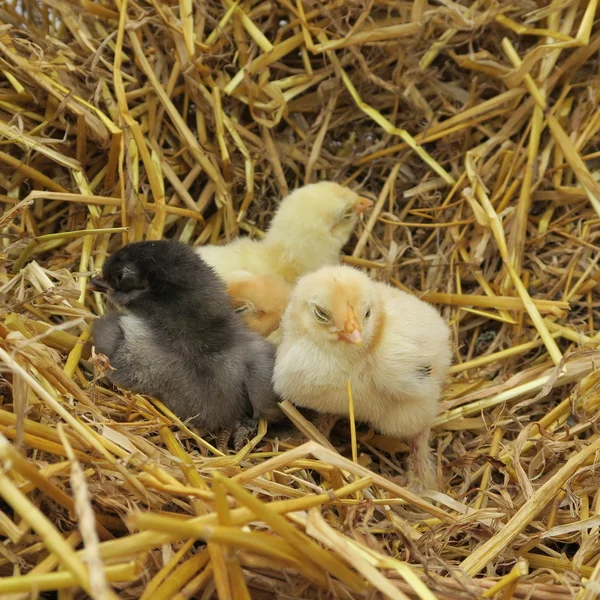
[196,182,372,285]
[226,270,292,338]
[273,266,452,489]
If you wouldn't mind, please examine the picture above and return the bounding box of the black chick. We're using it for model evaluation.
[89,240,282,438]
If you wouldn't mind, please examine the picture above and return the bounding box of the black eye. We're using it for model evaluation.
[233,300,251,314]
[365,308,371,319]
[312,305,331,323]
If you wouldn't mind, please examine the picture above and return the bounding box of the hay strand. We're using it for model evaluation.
[2,0,600,596]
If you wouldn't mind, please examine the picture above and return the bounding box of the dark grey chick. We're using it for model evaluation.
[89,240,282,442]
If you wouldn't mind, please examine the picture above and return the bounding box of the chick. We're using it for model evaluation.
[197,182,373,285]
[226,270,292,338]
[273,266,452,489]
[89,241,282,439]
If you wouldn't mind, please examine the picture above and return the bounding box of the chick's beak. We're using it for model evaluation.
[88,276,110,293]
[355,196,373,215]
[338,310,363,345]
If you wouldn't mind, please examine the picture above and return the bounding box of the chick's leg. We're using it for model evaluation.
[407,427,437,491]
[216,427,233,454]
[314,413,339,439]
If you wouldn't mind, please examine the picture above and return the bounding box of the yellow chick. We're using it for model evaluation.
[197,182,373,285]
[226,270,292,338]
[273,266,452,490]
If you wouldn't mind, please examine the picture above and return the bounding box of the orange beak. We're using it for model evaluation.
[355,196,373,215]
[338,308,363,345]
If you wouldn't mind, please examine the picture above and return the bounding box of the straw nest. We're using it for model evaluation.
[1,0,600,598]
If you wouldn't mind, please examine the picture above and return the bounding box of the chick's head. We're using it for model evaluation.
[266,182,373,249]
[227,271,292,337]
[289,266,379,348]
[89,241,206,307]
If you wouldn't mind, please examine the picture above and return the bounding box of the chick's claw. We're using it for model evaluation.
[232,418,259,451]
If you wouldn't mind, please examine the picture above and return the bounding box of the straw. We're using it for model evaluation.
[461,436,600,576]
[2,1,600,597]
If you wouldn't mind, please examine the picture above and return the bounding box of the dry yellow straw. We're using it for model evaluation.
[215,473,367,592]
[347,381,358,465]
[126,476,372,558]
[3,3,600,597]
[12,227,127,272]
[482,559,529,598]
[307,510,411,600]
[461,436,600,575]
[0,562,140,594]
[278,400,337,451]
[211,475,251,600]
[0,445,95,596]
[230,442,456,522]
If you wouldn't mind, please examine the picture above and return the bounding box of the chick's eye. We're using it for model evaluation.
[342,210,354,221]
[365,308,371,319]
[312,305,331,323]
[234,305,248,314]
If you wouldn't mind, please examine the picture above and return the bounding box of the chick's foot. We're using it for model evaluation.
[314,413,339,439]
[232,418,259,451]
